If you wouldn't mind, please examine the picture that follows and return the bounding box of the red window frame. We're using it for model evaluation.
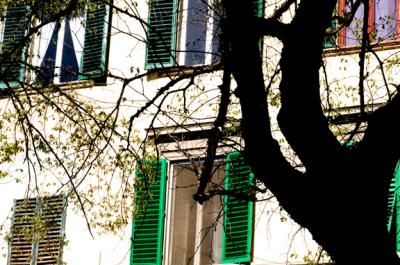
[336,0,400,47]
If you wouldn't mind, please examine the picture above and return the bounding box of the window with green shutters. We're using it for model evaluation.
[222,152,254,264]
[7,195,67,265]
[79,0,111,82]
[387,160,400,253]
[0,5,30,89]
[145,0,264,69]
[130,154,255,264]
[0,1,111,89]
[130,159,167,265]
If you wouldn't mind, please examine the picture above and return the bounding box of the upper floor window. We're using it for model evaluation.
[145,0,263,69]
[325,0,400,48]
[0,1,111,90]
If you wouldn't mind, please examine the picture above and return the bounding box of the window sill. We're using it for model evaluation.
[323,40,400,57]
[146,63,222,80]
[0,79,96,98]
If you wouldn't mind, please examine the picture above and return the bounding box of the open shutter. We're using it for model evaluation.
[8,195,66,265]
[222,152,254,264]
[145,0,177,69]
[130,159,167,265]
[0,5,29,89]
[387,161,400,252]
[324,7,337,49]
[253,0,264,17]
[79,0,110,82]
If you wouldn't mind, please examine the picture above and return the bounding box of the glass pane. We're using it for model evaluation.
[170,164,224,265]
[199,166,224,265]
[171,166,199,265]
[375,0,396,41]
[184,0,208,65]
[346,3,364,46]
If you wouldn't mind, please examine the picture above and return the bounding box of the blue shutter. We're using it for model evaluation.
[145,0,177,69]
[222,152,254,264]
[130,159,167,265]
[79,0,110,82]
[0,5,29,89]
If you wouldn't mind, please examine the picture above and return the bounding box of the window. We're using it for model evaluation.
[387,161,400,253]
[325,0,400,48]
[130,152,254,265]
[145,0,264,69]
[0,0,111,89]
[7,195,67,265]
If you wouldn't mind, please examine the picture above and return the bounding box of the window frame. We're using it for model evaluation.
[145,0,264,70]
[0,0,112,90]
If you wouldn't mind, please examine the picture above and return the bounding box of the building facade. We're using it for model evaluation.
[0,0,399,264]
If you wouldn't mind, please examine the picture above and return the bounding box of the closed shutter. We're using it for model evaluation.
[130,159,167,265]
[0,5,29,88]
[222,152,254,264]
[80,0,110,82]
[8,198,37,264]
[8,195,67,265]
[36,196,67,264]
[145,0,177,69]
[387,161,400,252]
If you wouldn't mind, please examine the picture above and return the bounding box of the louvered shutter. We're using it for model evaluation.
[222,152,254,264]
[130,159,167,265]
[253,0,264,17]
[0,5,29,89]
[387,161,400,252]
[145,0,177,69]
[8,195,67,265]
[36,196,67,264]
[8,198,37,264]
[79,0,110,82]
[323,7,337,49]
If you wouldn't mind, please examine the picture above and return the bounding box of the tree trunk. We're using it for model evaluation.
[223,0,400,263]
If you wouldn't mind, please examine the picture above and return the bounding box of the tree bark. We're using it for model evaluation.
[223,0,400,264]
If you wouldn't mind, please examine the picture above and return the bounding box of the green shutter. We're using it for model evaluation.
[323,8,337,49]
[130,159,167,265]
[79,0,110,82]
[0,5,29,89]
[7,195,67,265]
[145,0,177,69]
[253,0,264,17]
[387,161,400,252]
[222,152,254,264]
